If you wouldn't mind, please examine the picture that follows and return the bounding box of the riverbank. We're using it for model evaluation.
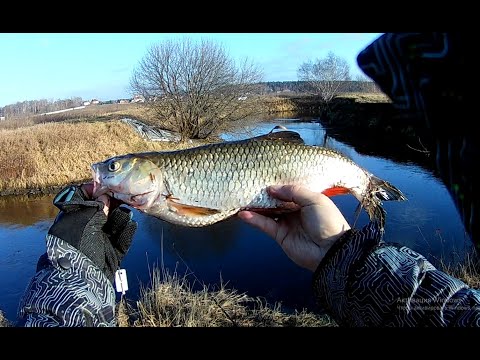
[116,269,334,327]
[0,93,394,196]
[0,120,206,196]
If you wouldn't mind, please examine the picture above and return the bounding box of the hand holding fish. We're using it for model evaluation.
[91,130,406,230]
[49,183,137,282]
[80,182,122,216]
[238,184,351,272]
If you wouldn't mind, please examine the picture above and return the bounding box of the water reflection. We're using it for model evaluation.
[142,214,241,259]
[0,195,57,227]
[0,196,55,322]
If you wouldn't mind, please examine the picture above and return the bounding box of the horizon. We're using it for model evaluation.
[0,33,383,108]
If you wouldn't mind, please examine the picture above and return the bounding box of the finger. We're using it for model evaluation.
[97,194,110,216]
[238,210,279,240]
[80,182,95,199]
[108,197,124,212]
[268,184,325,207]
[108,206,134,234]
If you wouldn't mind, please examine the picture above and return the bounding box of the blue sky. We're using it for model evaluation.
[0,33,382,107]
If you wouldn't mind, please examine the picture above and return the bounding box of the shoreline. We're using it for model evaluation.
[0,183,83,198]
[0,93,408,199]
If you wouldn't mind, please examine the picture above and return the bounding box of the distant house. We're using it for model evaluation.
[0,116,5,121]
[131,94,145,103]
[83,101,91,106]
[91,99,100,105]
[119,99,130,104]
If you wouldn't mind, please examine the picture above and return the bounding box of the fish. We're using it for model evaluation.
[91,129,407,228]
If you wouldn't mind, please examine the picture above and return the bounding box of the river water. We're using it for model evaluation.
[0,119,473,323]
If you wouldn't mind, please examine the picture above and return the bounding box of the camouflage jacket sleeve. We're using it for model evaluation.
[16,234,117,327]
[313,222,480,326]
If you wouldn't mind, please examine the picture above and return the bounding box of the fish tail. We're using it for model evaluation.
[362,176,407,229]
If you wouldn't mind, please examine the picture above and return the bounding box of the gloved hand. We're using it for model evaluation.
[48,184,137,282]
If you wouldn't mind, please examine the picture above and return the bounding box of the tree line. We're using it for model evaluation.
[0,79,377,119]
[0,97,84,119]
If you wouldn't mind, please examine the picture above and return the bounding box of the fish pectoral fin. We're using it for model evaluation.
[166,198,221,217]
[322,186,351,197]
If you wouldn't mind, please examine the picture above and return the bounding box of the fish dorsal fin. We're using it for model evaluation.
[252,129,305,145]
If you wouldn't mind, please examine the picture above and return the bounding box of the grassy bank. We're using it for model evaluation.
[0,120,202,196]
[117,269,333,327]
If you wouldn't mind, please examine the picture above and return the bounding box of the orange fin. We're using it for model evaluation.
[167,198,220,217]
[322,186,350,197]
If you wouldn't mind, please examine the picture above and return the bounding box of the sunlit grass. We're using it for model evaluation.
[0,120,202,194]
[440,253,480,289]
[117,268,335,327]
[0,310,11,327]
[337,92,391,103]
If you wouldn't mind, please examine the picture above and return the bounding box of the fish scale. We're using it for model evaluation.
[91,130,407,228]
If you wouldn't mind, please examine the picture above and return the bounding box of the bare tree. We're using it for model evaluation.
[297,51,351,103]
[130,38,264,140]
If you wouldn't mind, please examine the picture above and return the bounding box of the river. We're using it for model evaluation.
[0,119,474,323]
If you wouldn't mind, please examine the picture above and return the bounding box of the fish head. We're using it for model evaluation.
[91,154,164,210]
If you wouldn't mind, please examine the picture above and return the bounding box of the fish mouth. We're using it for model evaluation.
[91,167,109,198]
[92,181,109,198]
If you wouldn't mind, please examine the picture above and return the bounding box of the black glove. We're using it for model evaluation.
[48,185,137,282]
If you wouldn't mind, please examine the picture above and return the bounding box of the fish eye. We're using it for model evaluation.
[108,161,121,172]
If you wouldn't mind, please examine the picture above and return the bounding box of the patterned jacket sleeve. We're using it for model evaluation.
[313,222,480,327]
[16,234,117,327]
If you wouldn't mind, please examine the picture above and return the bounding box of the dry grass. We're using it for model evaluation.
[337,92,391,103]
[0,103,154,131]
[261,96,299,113]
[118,268,334,327]
[440,253,480,289]
[0,310,11,327]
[0,120,202,194]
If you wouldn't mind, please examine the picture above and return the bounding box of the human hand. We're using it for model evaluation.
[48,183,137,282]
[238,185,351,272]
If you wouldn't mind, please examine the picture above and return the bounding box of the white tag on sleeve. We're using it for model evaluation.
[115,269,129,294]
